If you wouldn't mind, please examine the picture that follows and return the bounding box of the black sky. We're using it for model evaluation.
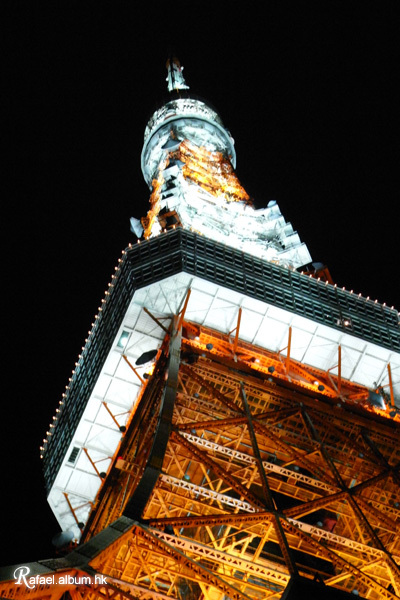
[3,4,398,566]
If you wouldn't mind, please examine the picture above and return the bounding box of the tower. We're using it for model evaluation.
[1,58,399,599]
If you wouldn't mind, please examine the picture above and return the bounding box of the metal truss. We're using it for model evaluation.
[160,472,256,512]
[90,324,399,597]
[3,323,399,599]
[75,324,400,598]
[150,528,291,588]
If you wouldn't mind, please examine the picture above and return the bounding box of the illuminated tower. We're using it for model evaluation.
[1,59,400,600]
[132,58,312,271]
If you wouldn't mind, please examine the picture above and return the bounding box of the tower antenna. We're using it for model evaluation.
[166,56,189,92]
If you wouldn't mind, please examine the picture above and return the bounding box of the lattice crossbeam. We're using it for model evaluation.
[75,326,400,599]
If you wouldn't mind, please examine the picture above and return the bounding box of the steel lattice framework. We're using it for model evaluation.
[1,318,399,600]
[87,324,400,599]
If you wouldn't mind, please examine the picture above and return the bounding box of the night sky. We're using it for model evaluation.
[3,4,398,567]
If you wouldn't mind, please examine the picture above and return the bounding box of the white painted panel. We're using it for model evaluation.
[353,354,387,388]
[265,304,294,325]
[205,296,240,333]
[186,290,217,323]
[289,330,314,362]
[192,277,220,296]
[290,314,318,334]
[304,335,337,368]
[313,323,342,344]
[241,295,269,316]
[122,303,141,329]
[85,425,121,454]
[104,377,139,409]
[74,420,93,445]
[340,335,367,353]
[92,373,113,398]
[254,316,288,352]
[102,351,121,377]
[239,309,264,343]
[67,470,102,498]
[53,465,73,489]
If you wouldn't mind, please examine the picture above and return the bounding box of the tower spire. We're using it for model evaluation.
[166,56,189,92]
[140,61,312,270]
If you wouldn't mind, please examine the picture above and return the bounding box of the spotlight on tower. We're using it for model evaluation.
[135,349,158,366]
[368,391,386,410]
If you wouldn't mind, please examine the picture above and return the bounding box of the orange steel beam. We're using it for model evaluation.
[171,430,265,509]
[361,430,400,488]
[102,402,122,430]
[176,288,191,332]
[252,420,338,487]
[143,307,171,335]
[176,415,249,431]
[388,363,395,408]
[90,577,171,600]
[302,408,400,579]
[82,447,106,479]
[240,385,273,505]
[283,491,348,519]
[183,321,366,400]
[149,511,274,529]
[346,494,400,581]
[182,320,400,423]
[229,307,242,355]
[286,326,292,375]
[285,359,338,396]
[180,363,241,413]
[278,326,292,372]
[310,411,375,463]
[240,384,276,510]
[283,465,397,522]
[281,519,399,600]
[122,354,145,384]
[175,408,300,432]
[132,523,254,600]
[355,495,398,534]
[63,492,84,529]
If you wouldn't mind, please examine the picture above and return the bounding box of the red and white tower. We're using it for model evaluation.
[1,59,399,600]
